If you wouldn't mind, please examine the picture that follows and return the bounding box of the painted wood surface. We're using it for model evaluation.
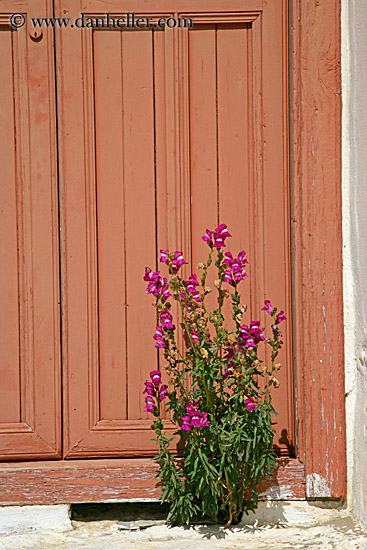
[0,458,305,504]
[290,0,345,497]
[56,0,293,458]
[0,0,61,460]
[0,0,346,503]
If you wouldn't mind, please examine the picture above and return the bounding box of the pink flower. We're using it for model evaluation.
[180,402,210,431]
[158,384,169,402]
[261,300,273,314]
[222,251,248,285]
[190,411,210,428]
[276,310,287,324]
[190,329,200,344]
[153,327,167,349]
[144,267,160,283]
[184,274,202,303]
[171,251,188,273]
[144,396,156,413]
[201,229,213,245]
[186,402,199,415]
[222,364,234,380]
[143,381,155,396]
[180,415,192,431]
[224,346,235,360]
[239,321,265,348]
[160,249,169,263]
[201,224,232,248]
[144,268,171,301]
[159,309,175,329]
[160,249,188,274]
[150,369,162,387]
[213,224,232,248]
[245,397,257,412]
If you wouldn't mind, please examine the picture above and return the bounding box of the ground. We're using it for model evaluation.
[0,502,367,550]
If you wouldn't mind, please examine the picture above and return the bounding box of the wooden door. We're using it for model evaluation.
[56,0,292,458]
[0,0,60,459]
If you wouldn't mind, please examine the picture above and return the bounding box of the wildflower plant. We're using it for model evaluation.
[143,225,286,526]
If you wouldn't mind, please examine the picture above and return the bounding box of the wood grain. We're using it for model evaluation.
[290,0,345,497]
[0,458,305,505]
[0,0,61,460]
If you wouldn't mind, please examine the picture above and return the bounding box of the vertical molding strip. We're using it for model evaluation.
[290,0,345,497]
[164,24,191,269]
[81,29,100,430]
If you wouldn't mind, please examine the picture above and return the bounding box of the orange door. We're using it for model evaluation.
[56,0,293,458]
[0,0,61,459]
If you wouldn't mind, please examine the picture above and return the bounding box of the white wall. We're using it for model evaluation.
[342,0,367,529]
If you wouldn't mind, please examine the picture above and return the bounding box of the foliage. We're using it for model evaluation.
[142,224,286,526]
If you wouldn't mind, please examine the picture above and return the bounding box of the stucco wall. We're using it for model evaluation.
[342,0,367,529]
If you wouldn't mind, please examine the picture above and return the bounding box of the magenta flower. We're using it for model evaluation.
[261,300,273,314]
[144,268,171,301]
[143,381,155,396]
[222,251,248,285]
[161,287,172,303]
[144,267,160,283]
[150,369,162,387]
[158,384,169,402]
[172,251,188,273]
[201,224,232,248]
[190,329,200,344]
[144,395,156,413]
[160,249,169,263]
[180,274,201,304]
[239,321,265,348]
[190,411,210,428]
[160,249,188,274]
[160,309,175,329]
[213,224,232,247]
[153,326,167,349]
[224,346,235,360]
[245,397,257,412]
[276,310,287,324]
[186,402,199,415]
[201,229,213,245]
[222,367,233,380]
[179,402,210,431]
[180,415,192,431]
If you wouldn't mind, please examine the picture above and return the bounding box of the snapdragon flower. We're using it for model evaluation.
[245,397,257,412]
[180,402,210,431]
[202,224,232,248]
[153,326,167,349]
[160,249,188,274]
[159,309,175,330]
[261,300,273,314]
[144,268,171,302]
[222,251,248,285]
[143,371,169,415]
[144,395,156,413]
[276,310,287,324]
[239,321,265,348]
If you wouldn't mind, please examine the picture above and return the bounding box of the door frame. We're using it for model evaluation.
[0,0,344,503]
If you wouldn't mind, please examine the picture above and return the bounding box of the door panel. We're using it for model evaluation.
[0,0,60,459]
[57,0,292,458]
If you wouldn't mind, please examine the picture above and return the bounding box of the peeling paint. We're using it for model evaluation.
[259,485,296,500]
[306,473,332,497]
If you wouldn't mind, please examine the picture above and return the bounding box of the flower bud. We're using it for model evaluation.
[214,280,221,289]
[197,262,205,269]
